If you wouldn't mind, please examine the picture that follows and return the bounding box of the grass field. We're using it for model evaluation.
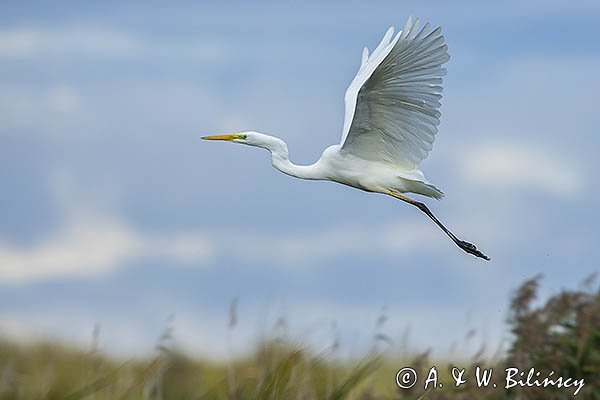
[0,275,598,399]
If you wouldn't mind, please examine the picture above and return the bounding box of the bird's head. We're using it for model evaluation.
[202,131,288,155]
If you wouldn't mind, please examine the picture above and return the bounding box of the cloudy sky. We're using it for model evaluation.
[1,1,599,360]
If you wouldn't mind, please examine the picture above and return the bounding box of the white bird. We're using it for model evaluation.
[203,17,489,260]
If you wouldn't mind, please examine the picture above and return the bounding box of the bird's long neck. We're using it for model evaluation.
[271,150,324,180]
[264,137,324,180]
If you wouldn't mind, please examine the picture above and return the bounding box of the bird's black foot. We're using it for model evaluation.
[456,240,490,261]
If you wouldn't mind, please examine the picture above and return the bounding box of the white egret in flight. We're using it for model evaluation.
[203,17,489,260]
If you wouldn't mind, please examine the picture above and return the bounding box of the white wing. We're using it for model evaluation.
[340,17,450,170]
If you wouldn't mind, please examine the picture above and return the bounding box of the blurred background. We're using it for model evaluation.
[1,0,599,366]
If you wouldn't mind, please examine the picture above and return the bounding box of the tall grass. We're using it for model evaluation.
[0,275,598,399]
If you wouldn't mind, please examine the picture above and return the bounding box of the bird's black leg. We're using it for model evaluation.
[388,191,490,260]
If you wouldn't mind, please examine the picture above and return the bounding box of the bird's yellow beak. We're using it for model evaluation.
[201,134,246,141]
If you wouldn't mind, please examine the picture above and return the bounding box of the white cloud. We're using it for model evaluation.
[0,216,213,284]
[0,28,141,59]
[0,27,228,60]
[0,83,86,134]
[460,141,583,198]
[0,212,446,285]
[0,170,450,284]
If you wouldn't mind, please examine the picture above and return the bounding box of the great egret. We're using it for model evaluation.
[203,17,489,260]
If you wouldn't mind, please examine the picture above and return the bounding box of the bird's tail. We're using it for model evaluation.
[406,180,445,200]
[423,183,445,200]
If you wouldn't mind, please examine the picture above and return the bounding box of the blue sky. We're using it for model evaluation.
[1,1,599,359]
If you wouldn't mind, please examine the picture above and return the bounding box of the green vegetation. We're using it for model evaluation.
[0,275,598,399]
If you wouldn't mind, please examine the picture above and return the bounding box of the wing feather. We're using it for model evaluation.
[340,17,450,169]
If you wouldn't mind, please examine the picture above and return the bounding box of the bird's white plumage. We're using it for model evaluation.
[203,17,491,259]
[340,17,450,170]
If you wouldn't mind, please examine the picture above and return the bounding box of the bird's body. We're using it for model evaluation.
[257,135,443,198]
[313,145,439,197]
[203,17,489,260]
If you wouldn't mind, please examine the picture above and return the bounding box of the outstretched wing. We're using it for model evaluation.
[340,17,450,170]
